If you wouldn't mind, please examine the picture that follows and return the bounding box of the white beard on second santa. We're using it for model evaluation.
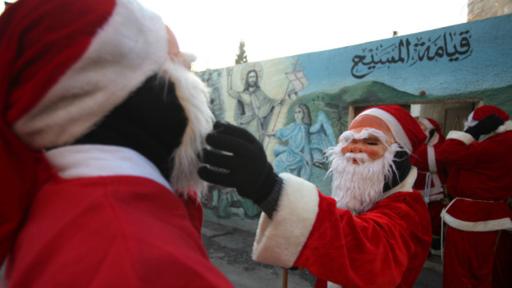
[327,142,400,214]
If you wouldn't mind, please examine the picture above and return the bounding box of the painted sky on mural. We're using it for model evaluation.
[139,0,467,71]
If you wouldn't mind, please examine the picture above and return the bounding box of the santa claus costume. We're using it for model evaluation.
[0,0,231,287]
[411,117,448,251]
[198,105,432,287]
[438,105,512,288]
[253,106,431,288]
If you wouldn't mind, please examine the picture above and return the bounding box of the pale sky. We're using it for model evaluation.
[140,0,467,71]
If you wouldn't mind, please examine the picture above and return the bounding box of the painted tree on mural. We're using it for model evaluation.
[235,41,248,64]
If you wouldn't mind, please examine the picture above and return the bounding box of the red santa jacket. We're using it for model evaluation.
[6,145,232,288]
[252,170,431,288]
[437,121,512,232]
[412,136,448,203]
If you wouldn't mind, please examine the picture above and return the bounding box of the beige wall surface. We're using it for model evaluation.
[468,0,512,21]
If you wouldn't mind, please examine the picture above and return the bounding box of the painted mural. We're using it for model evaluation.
[198,14,512,224]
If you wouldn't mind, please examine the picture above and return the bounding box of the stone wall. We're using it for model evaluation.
[468,0,512,21]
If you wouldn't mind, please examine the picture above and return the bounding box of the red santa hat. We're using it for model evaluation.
[465,105,510,129]
[0,0,212,262]
[356,105,426,153]
[2,0,211,149]
[417,117,445,143]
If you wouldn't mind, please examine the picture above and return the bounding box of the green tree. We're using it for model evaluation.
[235,41,248,64]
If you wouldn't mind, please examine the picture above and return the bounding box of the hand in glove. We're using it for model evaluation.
[198,122,279,205]
[464,114,504,140]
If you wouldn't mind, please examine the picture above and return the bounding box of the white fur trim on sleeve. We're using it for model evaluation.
[446,130,475,145]
[252,173,319,268]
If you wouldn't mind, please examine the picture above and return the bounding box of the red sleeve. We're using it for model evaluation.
[252,173,431,287]
[436,131,484,167]
[294,192,431,287]
[438,131,512,199]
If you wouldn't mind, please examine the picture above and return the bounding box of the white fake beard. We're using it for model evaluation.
[326,143,399,213]
[160,60,214,198]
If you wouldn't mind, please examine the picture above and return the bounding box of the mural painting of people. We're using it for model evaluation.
[201,69,225,121]
[192,14,512,287]
[269,103,335,180]
[199,69,227,214]
[205,64,282,220]
[228,65,281,142]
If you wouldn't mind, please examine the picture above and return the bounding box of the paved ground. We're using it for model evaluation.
[203,218,443,288]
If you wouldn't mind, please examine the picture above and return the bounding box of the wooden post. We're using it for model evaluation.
[282,268,288,288]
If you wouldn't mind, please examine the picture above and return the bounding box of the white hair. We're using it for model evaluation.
[326,140,401,214]
[160,60,214,198]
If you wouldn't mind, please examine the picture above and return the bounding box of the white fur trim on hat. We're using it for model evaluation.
[252,173,319,268]
[14,0,168,148]
[446,120,512,144]
[463,111,477,130]
[446,130,475,144]
[358,108,413,152]
[418,117,434,130]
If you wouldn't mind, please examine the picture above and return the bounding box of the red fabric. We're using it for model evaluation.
[438,131,512,202]
[428,201,445,236]
[493,231,512,287]
[427,118,444,141]
[0,0,114,266]
[411,137,448,236]
[411,142,448,192]
[445,198,510,222]
[368,105,427,152]
[0,121,52,265]
[6,175,232,288]
[438,130,512,287]
[444,227,499,288]
[0,0,114,124]
[471,105,509,122]
[294,191,431,288]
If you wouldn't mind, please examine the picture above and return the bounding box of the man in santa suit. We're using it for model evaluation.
[0,0,232,287]
[199,105,431,287]
[437,105,512,288]
[411,117,448,254]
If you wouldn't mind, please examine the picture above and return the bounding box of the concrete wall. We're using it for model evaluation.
[468,0,512,21]
[199,14,512,228]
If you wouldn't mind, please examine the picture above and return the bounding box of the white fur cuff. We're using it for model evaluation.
[252,173,319,268]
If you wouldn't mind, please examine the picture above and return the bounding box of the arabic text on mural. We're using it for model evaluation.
[351,29,473,79]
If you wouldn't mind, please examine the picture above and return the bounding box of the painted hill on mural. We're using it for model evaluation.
[289,81,423,132]
[428,84,512,113]
[290,81,512,133]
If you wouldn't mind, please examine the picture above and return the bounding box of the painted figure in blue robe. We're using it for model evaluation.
[270,104,336,180]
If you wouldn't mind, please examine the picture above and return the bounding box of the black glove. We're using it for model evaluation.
[464,114,504,140]
[198,122,279,205]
